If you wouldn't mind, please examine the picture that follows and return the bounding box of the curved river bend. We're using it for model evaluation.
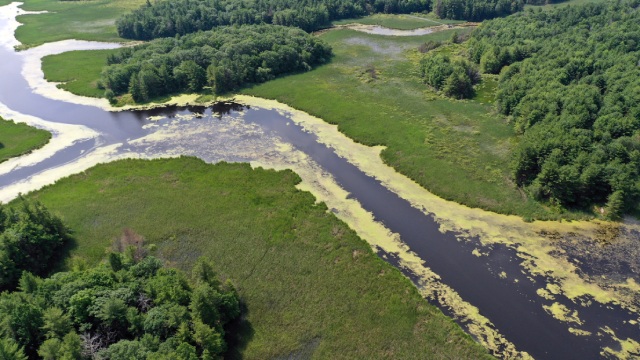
[1,4,639,359]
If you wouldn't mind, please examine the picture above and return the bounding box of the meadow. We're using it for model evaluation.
[22,157,493,359]
[0,117,50,163]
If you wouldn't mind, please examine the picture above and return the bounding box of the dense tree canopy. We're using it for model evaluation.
[0,254,240,359]
[101,24,332,102]
[469,0,640,216]
[433,0,524,21]
[116,0,432,39]
[419,52,480,99]
[0,199,70,291]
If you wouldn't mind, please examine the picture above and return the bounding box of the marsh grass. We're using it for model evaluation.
[15,0,146,48]
[0,117,50,163]
[22,157,493,359]
[42,49,120,98]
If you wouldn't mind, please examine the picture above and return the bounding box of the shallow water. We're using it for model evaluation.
[1,3,640,359]
[341,24,438,36]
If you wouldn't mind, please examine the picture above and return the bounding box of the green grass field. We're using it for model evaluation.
[0,117,50,163]
[21,157,492,359]
[333,13,463,30]
[42,49,119,98]
[15,0,145,48]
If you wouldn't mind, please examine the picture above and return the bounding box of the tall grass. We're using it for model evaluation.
[0,117,50,163]
[22,157,493,359]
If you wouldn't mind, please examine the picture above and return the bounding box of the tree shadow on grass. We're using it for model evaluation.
[224,300,255,360]
[49,233,79,274]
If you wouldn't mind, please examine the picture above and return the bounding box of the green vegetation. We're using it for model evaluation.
[0,118,50,163]
[524,0,602,9]
[419,52,480,99]
[244,28,564,219]
[101,25,332,103]
[0,198,70,291]
[15,0,146,48]
[332,13,461,30]
[42,49,120,98]
[23,157,491,359]
[116,0,432,39]
[0,253,240,359]
[469,0,640,217]
[433,0,524,20]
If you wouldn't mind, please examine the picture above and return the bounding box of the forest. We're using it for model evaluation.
[115,0,523,40]
[0,197,240,360]
[101,24,332,102]
[433,0,523,21]
[468,0,640,216]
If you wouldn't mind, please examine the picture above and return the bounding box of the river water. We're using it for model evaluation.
[1,3,639,359]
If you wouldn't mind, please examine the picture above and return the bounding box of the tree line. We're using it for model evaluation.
[116,0,432,40]
[101,24,332,103]
[433,0,524,21]
[468,0,640,216]
[114,0,536,41]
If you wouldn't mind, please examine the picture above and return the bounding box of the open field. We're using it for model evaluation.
[15,0,145,48]
[333,13,463,30]
[42,48,119,98]
[21,157,492,359]
[0,117,50,163]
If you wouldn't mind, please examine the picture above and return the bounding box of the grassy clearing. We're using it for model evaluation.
[15,0,145,48]
[333,13,462,30]
[243,29,562,219]
[0,117,50,163]
[22,157,492,359]
[42,49,119,98]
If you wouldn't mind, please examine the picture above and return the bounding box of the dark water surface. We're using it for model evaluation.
[0,29,637,360]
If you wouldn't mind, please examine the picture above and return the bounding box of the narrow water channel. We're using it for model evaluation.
[1,6,639,359]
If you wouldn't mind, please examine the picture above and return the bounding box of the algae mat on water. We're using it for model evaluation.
[0,116,50,163]
[22,157,492,359]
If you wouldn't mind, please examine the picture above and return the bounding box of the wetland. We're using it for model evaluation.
[1,0,639,359]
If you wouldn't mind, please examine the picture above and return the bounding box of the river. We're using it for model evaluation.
[1,3,639,359]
